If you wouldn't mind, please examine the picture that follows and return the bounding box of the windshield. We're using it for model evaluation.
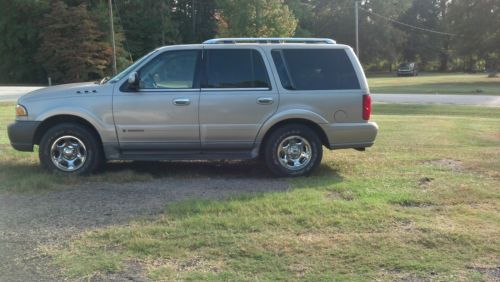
[107,49,159,83]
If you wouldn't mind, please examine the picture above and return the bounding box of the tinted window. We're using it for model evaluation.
[271,49,360,90]
[204,49,270,88]
[139,50,199,89]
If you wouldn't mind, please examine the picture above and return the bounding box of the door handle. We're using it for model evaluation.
[173,98,191,106]
[257,97,274,105]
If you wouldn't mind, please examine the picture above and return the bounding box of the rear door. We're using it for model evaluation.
[199,46,278,150]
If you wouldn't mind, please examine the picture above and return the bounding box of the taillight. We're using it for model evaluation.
[362,94,371,120]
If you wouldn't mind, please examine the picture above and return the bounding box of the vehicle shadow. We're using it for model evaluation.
[101,159,343,181]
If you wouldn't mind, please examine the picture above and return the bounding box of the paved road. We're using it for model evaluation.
[1,87,500,106]
[0,87,44,102]
[373,93,500,107]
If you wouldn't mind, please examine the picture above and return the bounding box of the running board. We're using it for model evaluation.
[115,150,256,161]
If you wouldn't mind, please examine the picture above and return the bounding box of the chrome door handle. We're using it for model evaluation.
[257,97,274,105]
[173,98,191,106]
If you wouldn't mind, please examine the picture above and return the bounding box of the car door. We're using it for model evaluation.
[199,46,278,150]
[113,49,202,151]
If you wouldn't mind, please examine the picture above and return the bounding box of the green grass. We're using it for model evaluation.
[9,103,492,281]
[368,73,500,95]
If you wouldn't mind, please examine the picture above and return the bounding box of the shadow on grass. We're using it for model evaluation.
[0,157,343,194]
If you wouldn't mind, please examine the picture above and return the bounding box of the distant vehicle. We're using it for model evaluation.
[397,62,418,76]
[8,38,378,177]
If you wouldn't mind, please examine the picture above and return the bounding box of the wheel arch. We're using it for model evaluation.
[33,115,104,147]
[258,118,330,155]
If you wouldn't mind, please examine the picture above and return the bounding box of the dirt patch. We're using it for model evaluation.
[397,276,431,282]
[472,266,500,281]
[423,159,464,171]
[418,177,434,187]
[0,177,289,281]
[325,190,355,201]
[392,199,434,208]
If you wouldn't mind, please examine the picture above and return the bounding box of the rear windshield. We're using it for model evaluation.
[271,49,360,91]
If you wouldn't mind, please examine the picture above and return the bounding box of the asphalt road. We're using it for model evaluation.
[1,86,499,106]
[0,87,44,102]
[373,93,500,106]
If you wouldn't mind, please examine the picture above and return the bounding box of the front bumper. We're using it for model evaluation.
[7,120,41,151]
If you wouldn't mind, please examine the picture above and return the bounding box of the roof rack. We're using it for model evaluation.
[203,38,336,44]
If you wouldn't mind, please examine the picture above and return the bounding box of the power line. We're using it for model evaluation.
[358,6,456,37]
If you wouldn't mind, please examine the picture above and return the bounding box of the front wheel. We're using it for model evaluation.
[39,123,103,175]
[263,125,323,177]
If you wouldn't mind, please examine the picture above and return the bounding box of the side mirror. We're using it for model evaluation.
[128,72,140,90]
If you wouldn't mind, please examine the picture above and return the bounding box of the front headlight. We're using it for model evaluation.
[15,104,28,116]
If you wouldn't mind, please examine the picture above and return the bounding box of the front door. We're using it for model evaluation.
[199,47,278,150]
[113,49,202,151]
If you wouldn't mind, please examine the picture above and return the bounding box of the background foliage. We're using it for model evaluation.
[0,0,499,84]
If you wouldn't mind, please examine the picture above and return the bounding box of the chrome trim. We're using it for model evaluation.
[137,88,200,93]
[203,38,336,44]
[50,135,87,172]
[172,98,191,106]
[257,97,274,105]
[277,135,312,171]
[201,88,271,92]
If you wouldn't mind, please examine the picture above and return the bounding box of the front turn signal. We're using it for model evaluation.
[16,105,28,116]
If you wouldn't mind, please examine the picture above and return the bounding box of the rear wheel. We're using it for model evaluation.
[263,125,322,177]
[39,123,103,175]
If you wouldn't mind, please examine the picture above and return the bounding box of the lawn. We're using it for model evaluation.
[1,102,499,280]
[368,73,500,95]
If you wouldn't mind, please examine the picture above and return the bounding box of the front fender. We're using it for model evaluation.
[33,106,117,144]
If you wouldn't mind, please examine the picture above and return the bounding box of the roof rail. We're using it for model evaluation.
[203,38,336,44]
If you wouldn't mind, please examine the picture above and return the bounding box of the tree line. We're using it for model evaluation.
[0,0,498,84]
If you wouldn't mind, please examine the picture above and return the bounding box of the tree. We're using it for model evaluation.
[216,0,298,37]
[309,0,410,69]
[116,0,179,60]
[0,0,48,83]
[284,0,315,36]
[448,0,500,73]
[174,0,218,43]
[398,0,442,69]
[37,1,112,83]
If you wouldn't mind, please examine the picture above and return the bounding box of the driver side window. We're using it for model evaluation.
[139,50,200,89]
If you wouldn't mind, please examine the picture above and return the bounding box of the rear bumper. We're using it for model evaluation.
[7,120,41,152]
[321,122,378,150]
[397,70,414,75]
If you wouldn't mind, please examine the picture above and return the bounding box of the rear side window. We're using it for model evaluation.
[271,49,360,90]
[203,49,270,89]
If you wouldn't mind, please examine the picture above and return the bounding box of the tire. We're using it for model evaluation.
[263,124,323,177]
[39,123,103,175]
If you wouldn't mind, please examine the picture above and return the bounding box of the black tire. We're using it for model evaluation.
[39,123,103,175]
[263,124,323,177]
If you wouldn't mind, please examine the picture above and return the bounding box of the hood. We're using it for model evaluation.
[19,81,110,103]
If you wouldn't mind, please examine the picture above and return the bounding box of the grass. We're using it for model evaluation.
[368,73,500,95]
[0,103,490,280]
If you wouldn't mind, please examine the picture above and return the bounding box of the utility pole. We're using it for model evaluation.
[355,1,360,59]
[109,0,117,75]
[192,0,196,38]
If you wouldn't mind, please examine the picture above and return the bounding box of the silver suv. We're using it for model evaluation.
[8,38,378,176]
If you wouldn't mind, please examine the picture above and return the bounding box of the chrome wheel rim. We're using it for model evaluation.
[50,135,87,172]
[277,135,312,171]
